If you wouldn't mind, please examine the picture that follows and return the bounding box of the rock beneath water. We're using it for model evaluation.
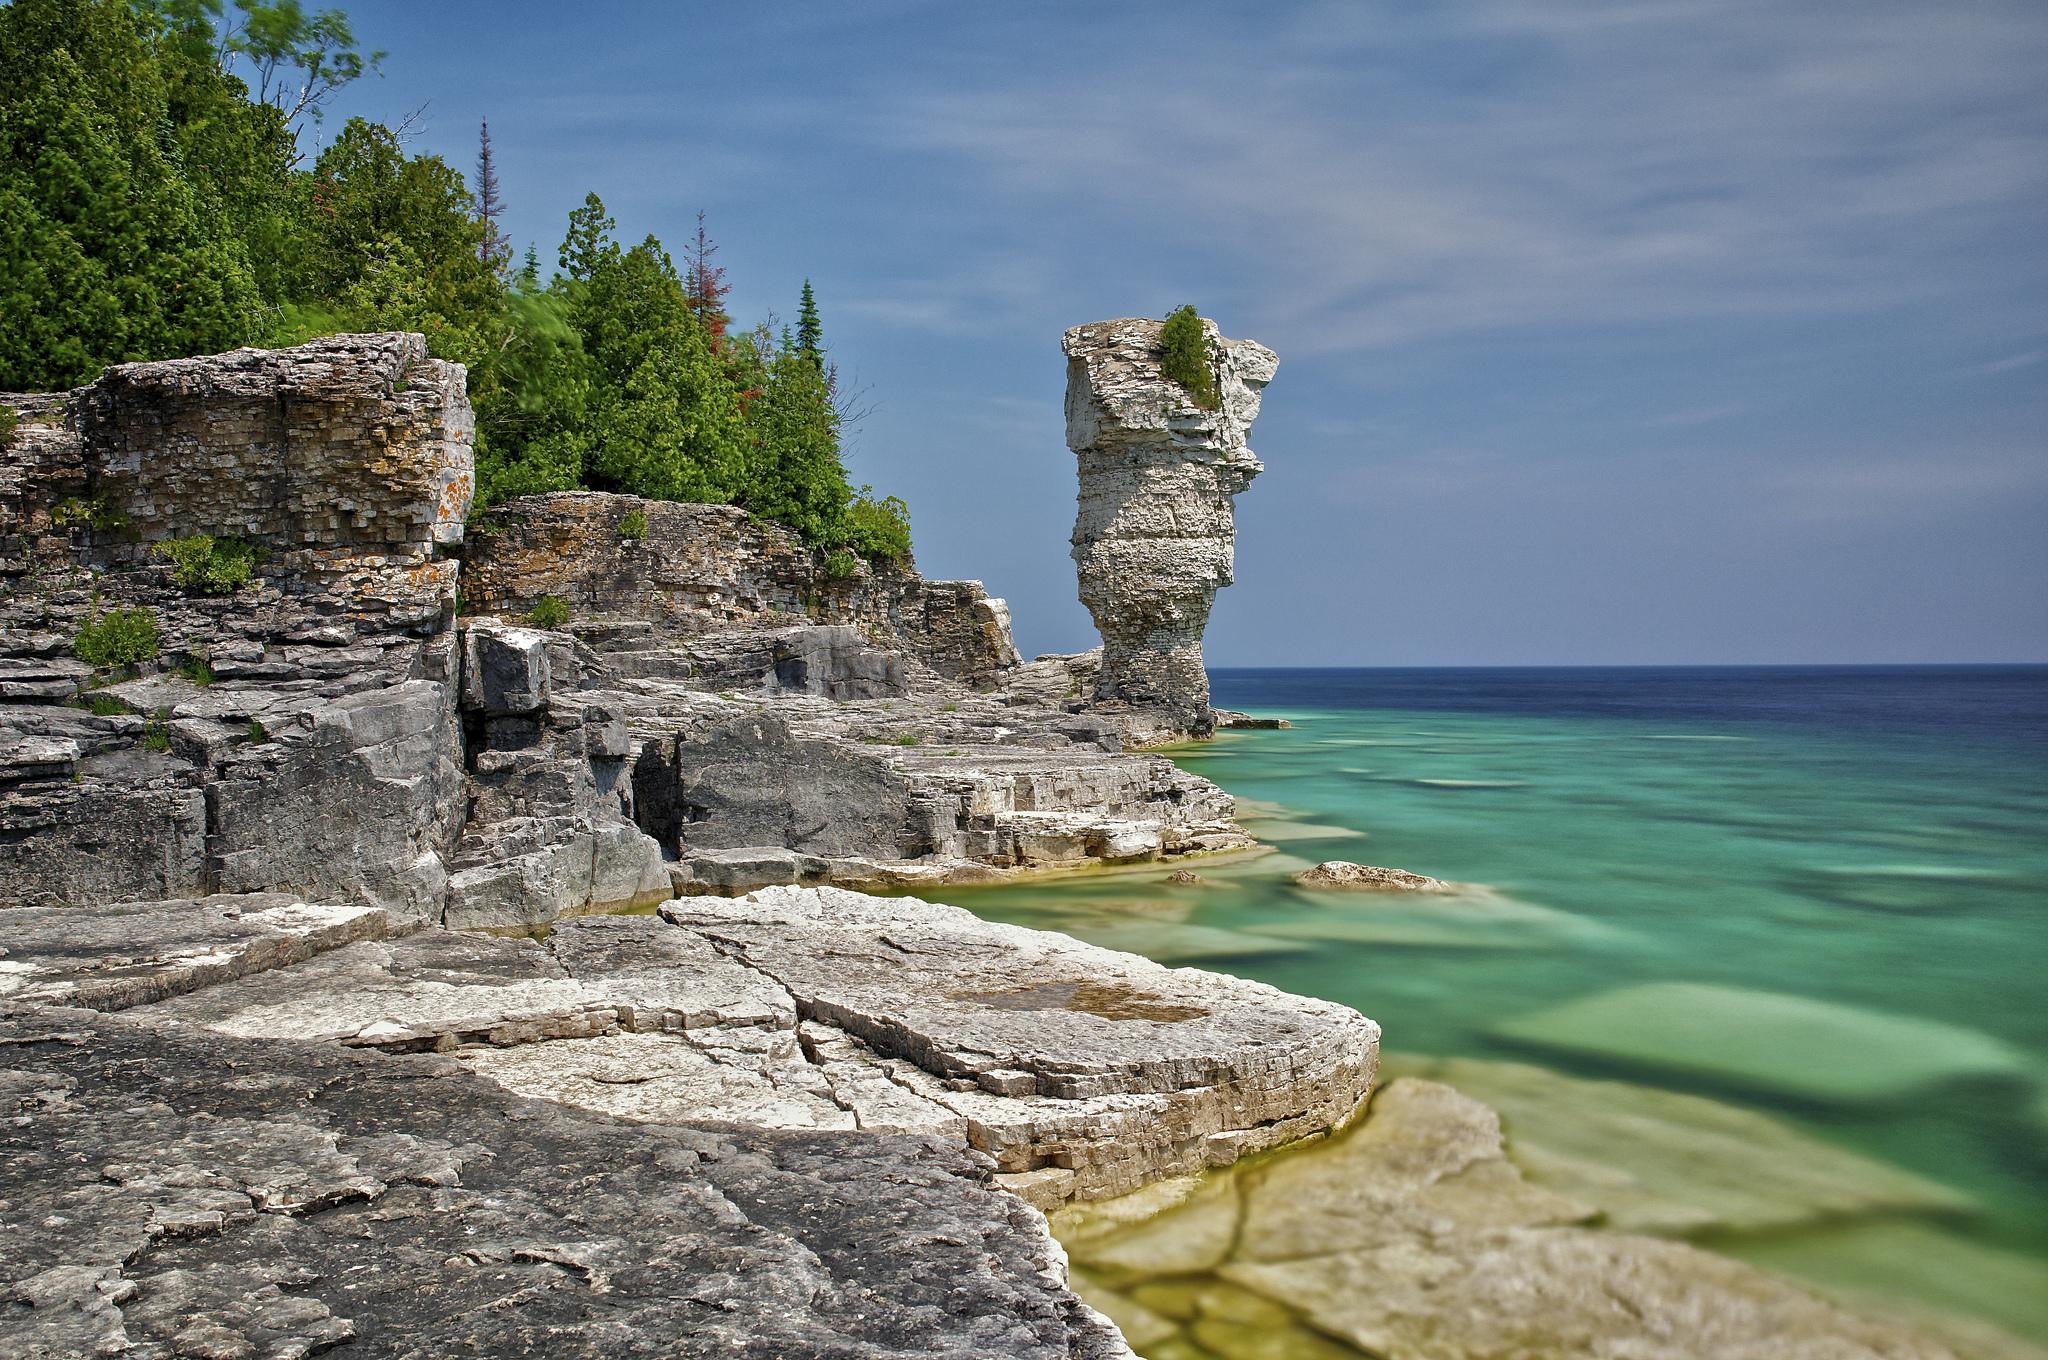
[1234,1079,1595,1261]
[1211,709,1292,730]
[1382,1056,1972,1236]
[1059,1077,1977,1360]
[1064,316,1277,741]
[1725,1219,2048,1358]
[0,1007,1134,1359]
[1491,982,2029,1104]
[1295,861,1451,892]
[1225,1220,1958,1360]
[1165,870,1209,886]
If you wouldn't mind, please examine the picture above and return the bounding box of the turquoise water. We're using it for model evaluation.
[947,666,2048,1343]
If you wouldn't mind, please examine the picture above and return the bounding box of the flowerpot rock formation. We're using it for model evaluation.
[1064,316,1278,742]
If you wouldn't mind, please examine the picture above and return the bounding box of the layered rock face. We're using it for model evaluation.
[462,491,1020,690]
[1,335,477,917]
[1064,317,1277,741]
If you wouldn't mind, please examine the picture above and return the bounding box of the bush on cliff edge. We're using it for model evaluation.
[1160,305,1221,410]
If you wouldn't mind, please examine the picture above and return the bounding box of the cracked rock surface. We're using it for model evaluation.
[106,888,1382,1211]
[0,1007,1132,1359]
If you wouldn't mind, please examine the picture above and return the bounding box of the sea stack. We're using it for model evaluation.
[1063,315,1278,740]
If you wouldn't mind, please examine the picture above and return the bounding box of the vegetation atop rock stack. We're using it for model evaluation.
[1159,304,1221,410]
[0,0,908,562]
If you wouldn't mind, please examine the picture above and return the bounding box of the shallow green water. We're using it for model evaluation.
[946,695,2048,1342]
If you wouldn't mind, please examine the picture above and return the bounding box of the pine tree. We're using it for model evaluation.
[795,279,824,371]
[474,117,507,269]
[682,209,730,346]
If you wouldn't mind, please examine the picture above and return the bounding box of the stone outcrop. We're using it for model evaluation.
[1064,317,1277,741]
[1,335,476,921]
[460,491,1020,690]
[0,1006,1134,1360]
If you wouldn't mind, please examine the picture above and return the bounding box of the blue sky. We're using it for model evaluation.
[324,1,2047,664]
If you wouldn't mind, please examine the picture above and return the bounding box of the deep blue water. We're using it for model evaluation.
[1212,664,2048,743]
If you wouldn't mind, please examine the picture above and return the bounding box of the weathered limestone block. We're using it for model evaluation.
[0,765,208,908]
[915,580,1023,690]
[660,886,1380,1202]
[460,618,551,714]
[771,624,907,699]
[73,332,473,563]
[1064,317,1277,740]
[633,712,915,860]
[129,931,619,1050]
[0,894,393,1012]
[442,625,669,931]
[209,678,463,922]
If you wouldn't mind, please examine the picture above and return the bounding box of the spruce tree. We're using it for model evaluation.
[795,279,824,370]
[474,117,508,269]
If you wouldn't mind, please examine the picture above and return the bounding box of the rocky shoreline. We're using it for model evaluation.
[1,326,2011,1358]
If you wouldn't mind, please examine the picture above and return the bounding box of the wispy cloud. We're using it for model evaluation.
[1965,349,2047,377]
[842,1,2047,354]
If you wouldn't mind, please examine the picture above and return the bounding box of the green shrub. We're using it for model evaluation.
[842,488,912,565]
[74,608,161,670]
[893,732,921,746]
[156,535,256,595]
[822,549,859,581]
[246,719,270,743]
[72,693,127,716]
[0,408,16,443]
[1159,305,1220,410]
[52,495,127,533]
[618,508,649,540]
[526,595,572,629]
[180,655,215,686]
[141,714,172,753]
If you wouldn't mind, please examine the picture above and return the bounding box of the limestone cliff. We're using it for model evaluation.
[1064,316,1277,741]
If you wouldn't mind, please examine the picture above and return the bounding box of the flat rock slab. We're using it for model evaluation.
[0,894,394,1012]
[1490,981,2029,1104]
[128,931,616,1049]
[662,886,1380,1201]
[0,1008,1131,1359]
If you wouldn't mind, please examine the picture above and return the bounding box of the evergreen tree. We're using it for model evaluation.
[292,117,500,366]
[1158,304,1219,409]
[739,326,851,544]
[682,209,730,346]
[0,0,268,389]
[795,279,824,371]
[473,117,507,269]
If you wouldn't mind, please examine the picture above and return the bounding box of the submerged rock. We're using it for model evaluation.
[1491,981,2029,1104]
[1061,1078,1977,1360]
[1382,1056,1972,1236]
[1294,861,1452,892]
